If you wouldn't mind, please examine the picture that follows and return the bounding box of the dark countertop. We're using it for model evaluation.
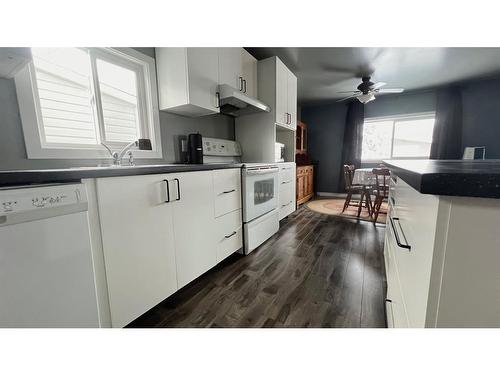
[0,163,243,188]
[383,159,500,199]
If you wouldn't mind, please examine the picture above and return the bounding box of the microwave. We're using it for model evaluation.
[275,142,285,162]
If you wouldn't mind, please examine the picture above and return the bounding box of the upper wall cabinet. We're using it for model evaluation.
[240,49,257,98]
[218,48,242,92]
[156,47,258,117]
[156,48,220,117]
[275,58,297,130]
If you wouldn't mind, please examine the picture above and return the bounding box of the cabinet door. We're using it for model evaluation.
[241,49,257,98]
[187,48,220,114]
[287,71,297,130]
[275,58,288,126]
[169,170,217,289]
[218,48,243,91]
[296,173,305,201]
[96,175,177,328]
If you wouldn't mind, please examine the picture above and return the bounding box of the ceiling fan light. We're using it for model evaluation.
[357,93,376,104]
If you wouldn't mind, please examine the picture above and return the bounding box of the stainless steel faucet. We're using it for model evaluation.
[101,140,140,166]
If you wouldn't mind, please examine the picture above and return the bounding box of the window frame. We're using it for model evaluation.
[15,47,162,159]
[361,112,435,162]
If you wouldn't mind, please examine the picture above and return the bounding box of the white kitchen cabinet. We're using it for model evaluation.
[215,209,243,262]
[213,168,242,218]
[241,49,257,98]
[156,48,220,117]
[96,174,178,328]
[235,56,297,163]
[385,174,500,327]
[218,48,243,92]
[168,170,217,289]
[287,72,298,130]
[275,58,289,127]
[278,162,296,220]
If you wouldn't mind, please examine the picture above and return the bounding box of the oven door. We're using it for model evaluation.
[242,166,279,222]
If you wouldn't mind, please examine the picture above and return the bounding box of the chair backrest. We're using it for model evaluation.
[372,168,390,196]
[343,164,356,189]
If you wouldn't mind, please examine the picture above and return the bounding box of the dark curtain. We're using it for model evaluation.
[430,88,463,159]
[339,100,364,191]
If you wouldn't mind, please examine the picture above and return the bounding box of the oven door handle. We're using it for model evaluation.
[245,167,279,175]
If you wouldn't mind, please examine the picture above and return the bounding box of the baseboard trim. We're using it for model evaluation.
[317,192,347,198]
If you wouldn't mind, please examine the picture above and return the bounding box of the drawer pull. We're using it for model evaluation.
[221,189,236,194]
[389,217,411,250]
[224,231,237,239]
[281,201,292,208]
[390,196,396,206]
[281,180,291,185]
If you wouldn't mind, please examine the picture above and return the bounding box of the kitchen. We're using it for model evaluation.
[1,2,499,372]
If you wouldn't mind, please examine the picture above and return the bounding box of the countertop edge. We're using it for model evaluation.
[0,164,243,188]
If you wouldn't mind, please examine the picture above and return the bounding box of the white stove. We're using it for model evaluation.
[203,138,280,254]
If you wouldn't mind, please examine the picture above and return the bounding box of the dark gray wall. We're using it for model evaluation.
[302,80,500,193]
[364,90,436,119]
[0,48,234,170]
[461,77,500,159]
[301,103,348,193]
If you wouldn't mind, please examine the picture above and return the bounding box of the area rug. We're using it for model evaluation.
[306,198,387,224]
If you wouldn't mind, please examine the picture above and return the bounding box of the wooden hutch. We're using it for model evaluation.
[296,121,314,205]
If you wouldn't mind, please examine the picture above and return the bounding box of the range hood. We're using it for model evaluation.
[218,84,271,117]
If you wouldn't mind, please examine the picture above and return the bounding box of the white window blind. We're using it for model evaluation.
[32,48,98,145]
[16,47,162,159]
[31,48,143,147]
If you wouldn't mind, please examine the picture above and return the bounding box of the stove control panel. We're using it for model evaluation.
[203,137,242,157]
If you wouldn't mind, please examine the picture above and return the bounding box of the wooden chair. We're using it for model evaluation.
[342,165,371,217]
[371,168,390,223]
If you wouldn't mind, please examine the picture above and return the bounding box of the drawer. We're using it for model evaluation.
[279,186,295,220]
[213,168,241,218]
[215,209,243,263]
[279,183,294,205]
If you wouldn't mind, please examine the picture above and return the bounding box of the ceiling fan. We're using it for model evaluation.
[336,76,404,104]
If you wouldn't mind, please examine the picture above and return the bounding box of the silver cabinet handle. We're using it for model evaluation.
[225,231,237,239]
[238,76,243,91]
[281,201,292,208]
[243,79,247,93]
[281,180,291,184]
[389,217,411,250]
[221,189,236,194]
[163,179,170,203]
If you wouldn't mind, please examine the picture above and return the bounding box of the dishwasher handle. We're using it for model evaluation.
[389,217,411,250]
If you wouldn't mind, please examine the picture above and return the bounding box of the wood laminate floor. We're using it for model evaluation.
[128,205,387,328]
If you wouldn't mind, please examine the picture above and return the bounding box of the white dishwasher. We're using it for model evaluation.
[0,183,100,327]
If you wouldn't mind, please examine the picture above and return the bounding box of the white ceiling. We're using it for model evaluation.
[245,48,500,104]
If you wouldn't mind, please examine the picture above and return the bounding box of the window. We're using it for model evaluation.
[361,113,435,161]
[15,48,161,159]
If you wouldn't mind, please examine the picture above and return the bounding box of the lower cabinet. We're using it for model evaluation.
[96,174,178,328]
[96,168,241,327]
[168,171,217,289]
[296,165,313,205]
[278,163,296,220]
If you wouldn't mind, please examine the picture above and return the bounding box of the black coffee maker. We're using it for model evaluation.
[187,133,203,164]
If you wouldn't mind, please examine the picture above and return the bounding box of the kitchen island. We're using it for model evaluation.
[383,159,500,328]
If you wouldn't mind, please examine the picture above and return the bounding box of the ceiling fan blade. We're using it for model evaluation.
[336,90,361,94]
[336,93,360,102]
[370,82,387,90]
[376,88,405,93]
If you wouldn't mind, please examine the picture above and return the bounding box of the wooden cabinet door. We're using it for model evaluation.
[287,71,297,130]
[306,168,314,195]
[296,172,304,201]
[275,58,288,126]
[96,174,177,327]
[169,170,217,289]
[218,48,243,91]
[241,49,257,97]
